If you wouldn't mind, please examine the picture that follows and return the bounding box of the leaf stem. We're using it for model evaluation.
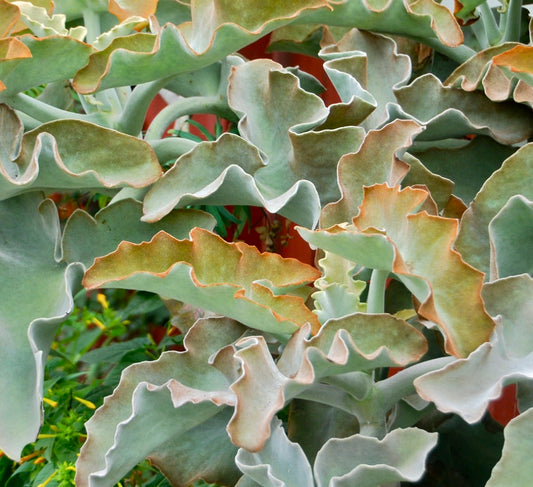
[471,15,490,50]
[501,0,522,42]
[296,383,357,416]
[116,78,175,136]
[374,356,455,414]
[352,356,455,437]
[479,1,501,45]
[366,269,388,314]
[420,38,476,64]
[6,93,104,125]
[148,137,198,163]
[144,95,235,141]
[82,9,101,44]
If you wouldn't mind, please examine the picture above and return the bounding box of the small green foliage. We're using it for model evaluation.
[0,290,182,486]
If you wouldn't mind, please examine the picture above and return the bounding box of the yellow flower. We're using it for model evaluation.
[96,293,109,310]
[88,317,106,330]
[43,397,58,408]
[74,396,96,410]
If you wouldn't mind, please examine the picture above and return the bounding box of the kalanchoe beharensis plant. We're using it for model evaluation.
[1,0,533,485]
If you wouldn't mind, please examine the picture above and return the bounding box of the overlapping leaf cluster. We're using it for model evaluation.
[1,1,532,486]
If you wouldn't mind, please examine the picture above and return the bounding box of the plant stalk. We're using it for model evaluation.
[479,1,502,45]
[144,95,235,141]
[82,8,102,44]
[148,138,198,163]
[502,0,522,42]
[116,77,175,136]
[375,356,455,414]
[421,38,476,64]
[82,9,101,44]
[366,269,388,314]
[471,14,490,50]
[296,383,357,416]
[6,93,103,125]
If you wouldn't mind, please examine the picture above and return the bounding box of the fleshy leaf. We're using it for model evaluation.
[72,1,332,93]
[0,105,162,200]
[453,0,485,23]
[109,0,159,21]
[313,251,367,323]
[144,60,365,226]
[76,317,245,487]
[287,399,359,465]
[313,428,438,487]
[456,143,533,277]
[486,407,533,486]
[12,1,86,39]
[267,23,329,57]
[62,199,215,268]
[489,195,533,280]
[0,193,83,460]
[415,274,533,423]
[91,16,149,51]
[83,228,321,338]
[142,133,320,228]
[235,417,314,487]
[320,119,421,227]
[0,1,21,38]
[302,184,495,357]
[228,59,327,190]
[391,74,533,144]
[493,45,533,87]
[320,28,412,129]
[0,34,92,97]
[400,151,455,211]
[301,0,463,47]
[228,314,427,451]
[289,126,365,205]
[408,135,515,206]
[0,37,32,92]
[445,43,533,106]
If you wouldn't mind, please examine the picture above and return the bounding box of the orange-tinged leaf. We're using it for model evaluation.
[190,0,332,50]
[109,0,159,21]
[83,228,321,337]
[0,0,20,38]
[74,1,333,93]
[493,45,533,74]
[354,185,494,357]
[301,184,495,357]
[321,120,421,227]
[453,0,481,25]
[0,37,31,60]
[4,0,54,35]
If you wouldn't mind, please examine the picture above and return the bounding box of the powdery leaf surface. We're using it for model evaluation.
[456,143,533,277]
[446,43,533,106]
[320,119,421,227]
[0,193,83,459]
[229,313,427,451]
[62,199,215,268]
[83,227,321,338]
[76,317,246,487]
[313,427,438,487]
[301,184,495,357]
[392,74,533,144]
[0,34,92,96]
[486,407,533,487]
[144,60,365,227]
[415,275,533,423]
[73,0,332,93]
[0,104,161,201]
